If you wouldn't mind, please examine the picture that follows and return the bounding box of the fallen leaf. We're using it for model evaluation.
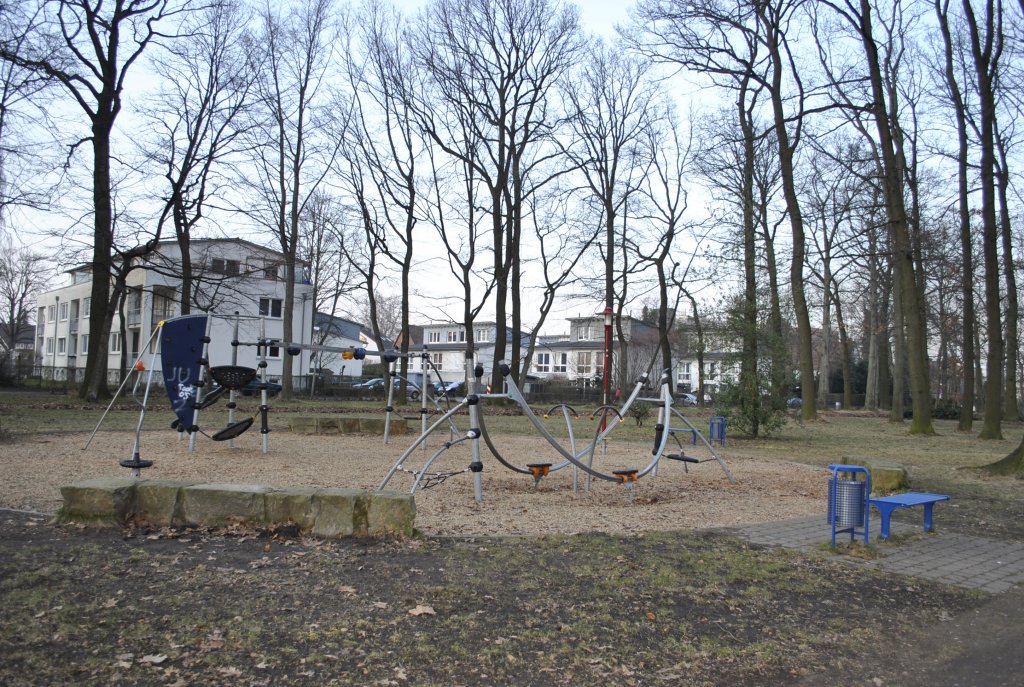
[139,654,168,665]
[371,601,389,609]
[338,585,357,594]
[408,605,436,617]
[646,611,656,621]
[218,666,242,677]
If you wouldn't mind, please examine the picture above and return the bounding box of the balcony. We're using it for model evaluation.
[126,309,143,328]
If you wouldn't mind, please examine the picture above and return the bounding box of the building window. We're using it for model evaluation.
[58,302,69,321]
[553,352,568,374]
[110,332,121,353]
[83,298,91,317]
[267,346,281,359]
[447,330,465,343]
[678,363,692,383]
[535,352,550,373]
[476,328,490,342]
[68,336,77,356]
[577,324,592,340]
[259,298,283,318]
[47,305,56,322]
[576,351,592,375]
[211,258,241,276]
[45,337,54,354]
[80,335,89,354]
[427,331,441,343]
[431,352,443,368]
[57,337,66,354]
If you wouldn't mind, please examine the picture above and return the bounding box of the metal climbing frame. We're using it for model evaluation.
[378,361,735,502]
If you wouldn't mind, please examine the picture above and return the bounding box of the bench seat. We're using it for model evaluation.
[868,492,950,540]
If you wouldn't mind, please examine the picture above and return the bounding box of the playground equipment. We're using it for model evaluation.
[85,316,196,476]
[172,313,278,453]
[378,362,735,503]
[86,313,286,476]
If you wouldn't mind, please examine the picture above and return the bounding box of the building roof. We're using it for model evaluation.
[314,312,364,341]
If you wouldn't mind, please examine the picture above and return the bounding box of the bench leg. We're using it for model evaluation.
[875,506,894,540]
[923,503,935,532]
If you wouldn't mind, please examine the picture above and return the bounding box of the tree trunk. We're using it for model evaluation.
[80,123,114,400]
[833,285,853,409]
[934,0,975,431]
[962,0,1003,439]
[996,135,1019,420]
[857,0,933,433]
[979,432,1024,475]
[757,7,816,422]
[739,81,760,436]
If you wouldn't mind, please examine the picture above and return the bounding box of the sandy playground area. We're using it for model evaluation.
[0,427,829,536]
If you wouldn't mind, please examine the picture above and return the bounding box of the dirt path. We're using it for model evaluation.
[0,429,827,535]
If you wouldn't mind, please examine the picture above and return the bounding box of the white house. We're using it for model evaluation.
[416,321,529,384]
[34,238,315,384]
[310,312,366,378]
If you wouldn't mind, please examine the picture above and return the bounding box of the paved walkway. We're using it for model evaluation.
[732,516,1024,594]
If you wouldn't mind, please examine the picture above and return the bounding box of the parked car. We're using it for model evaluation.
[786,397,803,408]
[239,378,283,397]
[434,380,464,397]
[392,377,422,400]
[352,377,385,389]
[679,392,698,407]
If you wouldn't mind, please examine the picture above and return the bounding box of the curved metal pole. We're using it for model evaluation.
[379,399,470,490]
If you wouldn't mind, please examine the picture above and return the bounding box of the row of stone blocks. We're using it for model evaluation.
[285,416,408,436]
[56,478,416,538]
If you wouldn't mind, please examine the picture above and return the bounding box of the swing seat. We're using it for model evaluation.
[211,417,254,441]
[120,457,154,469]
[194,385,227,409]
[209,365,257,391]
[665,453,699,463]
[613,469,639,483]
[527,463,552,478]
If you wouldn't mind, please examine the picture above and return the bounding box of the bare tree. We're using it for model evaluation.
[241,0,345,398]
[412,0,583,390]
[818,0,936,433]
[299,190,358,331]
[561,40,654,402]
[145,0,255,315]
[934,0,979,431]
[1,0,192,399]
[630,0,819,422]
[0,232,49,358]
[341,0,425,398]
[0,2,51,224]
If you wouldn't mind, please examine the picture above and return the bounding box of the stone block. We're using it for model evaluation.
[316,416,342,434]
[311,488,366,537]
[843,457,909,494]
[265,487,320,530]
[367,491,416,536]
[179,483,270,527]
[361,417,407,434]
[288,415,319,434]
[56,477,138,526]
[133,480,194,526]
[340,417,361,434]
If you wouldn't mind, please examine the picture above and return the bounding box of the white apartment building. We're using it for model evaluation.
[415,321,530,384]
[35,238,314,384]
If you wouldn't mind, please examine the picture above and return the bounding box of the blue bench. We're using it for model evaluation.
[868,492,950,540]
